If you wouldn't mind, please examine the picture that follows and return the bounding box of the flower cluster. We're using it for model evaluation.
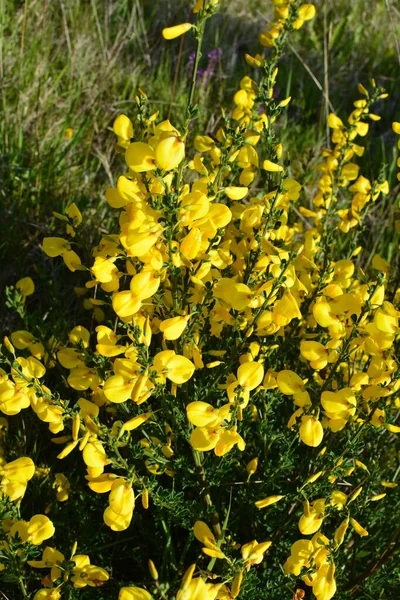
[1,1,399,599]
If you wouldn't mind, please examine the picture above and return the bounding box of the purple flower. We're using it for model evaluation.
[208,48,222,63]
[188,47,222,89]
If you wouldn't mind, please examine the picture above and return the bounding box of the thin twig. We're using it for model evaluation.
[288,41,336,114]
[323,1,331,147]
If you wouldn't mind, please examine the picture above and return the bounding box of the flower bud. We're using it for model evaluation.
[162,23,193,40]
[148,559,159,580]
[246,457,258,475]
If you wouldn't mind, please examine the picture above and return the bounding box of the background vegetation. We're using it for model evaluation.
[1,1,400,599]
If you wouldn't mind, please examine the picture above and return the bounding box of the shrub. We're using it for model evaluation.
[1,1,400,599]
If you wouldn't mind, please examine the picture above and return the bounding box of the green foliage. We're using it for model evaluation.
[1,2,400,600]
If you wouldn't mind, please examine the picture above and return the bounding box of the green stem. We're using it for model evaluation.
[19,577,28,599]
[184,2,210,134]
[186,34,202,121]
[192,448,222,537]
[243,177,284,285]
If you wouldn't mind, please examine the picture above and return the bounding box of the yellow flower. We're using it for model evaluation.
[16,277,35,297]
[43,237,70,257]
[82,441,110,469]
[54,473,70,502]
[121,412,151,432]
[34,590,61,600]
[125,142,156,172]
[262,159,283,172]
[392,122,400,134]
[350,517,369,537]
[237,361,264,391]
[255,494,284,509]
[334,517,349,547]
[180,227,203,260]
[160,315,190,340]
[193,520,225,559]
[327,113,344,129]
[153,351,195,384]
[162,23,193,40]
[299,416,324,447]
[246,457,258,475]
[277,370,304,395]
[224,186,248,200]
[113,114,133,142]
[27,515,55,545]
[215,428,245,456]
[0,377,30,416]
[176,575,220,600]
[312,563,336,600]
[155,134,185,170]
[298,499,325,535]
[190,427,220,452]
[241,540,272,568]
[298,4,316,21]
[300,341,329,370]
[187,401,228,428]
[2,456,35,483]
